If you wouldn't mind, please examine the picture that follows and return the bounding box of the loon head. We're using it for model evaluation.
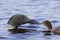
[41,20,52,33]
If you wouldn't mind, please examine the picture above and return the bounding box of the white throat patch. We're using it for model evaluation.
[6,24,15,29]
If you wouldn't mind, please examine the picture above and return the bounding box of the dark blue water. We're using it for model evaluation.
[0,0,60,40]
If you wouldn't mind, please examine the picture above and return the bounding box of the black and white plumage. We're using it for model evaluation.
[7,14,40,33]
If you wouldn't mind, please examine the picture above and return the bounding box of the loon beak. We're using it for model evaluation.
[38,23,42,25]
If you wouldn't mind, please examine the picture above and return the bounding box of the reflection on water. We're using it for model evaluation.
[0,0,60,40]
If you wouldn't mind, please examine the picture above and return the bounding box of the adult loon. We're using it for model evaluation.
[7,14,40,33]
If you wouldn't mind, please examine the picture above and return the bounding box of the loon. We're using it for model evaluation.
[41,20,60,35]
[7,14,40,33]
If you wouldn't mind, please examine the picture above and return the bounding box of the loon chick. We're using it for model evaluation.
[7,14,40,33]
[42,20,60,35]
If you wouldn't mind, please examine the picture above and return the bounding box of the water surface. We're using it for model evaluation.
[0,0,60,40]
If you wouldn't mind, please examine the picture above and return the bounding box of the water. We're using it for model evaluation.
[0,0,60,40]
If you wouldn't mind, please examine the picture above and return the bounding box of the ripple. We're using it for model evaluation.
[30,0,39,3]
[0,37,8,39]
[51,20,60,23]
[0,18,9,20]
[0,3,3,5]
